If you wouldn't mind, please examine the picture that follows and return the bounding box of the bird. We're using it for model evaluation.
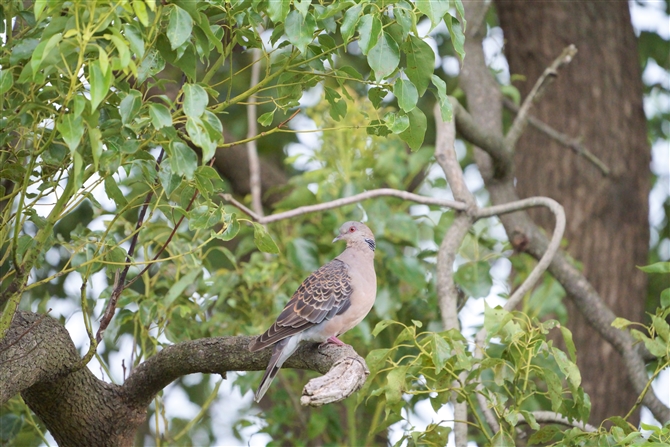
[249,221,377,402]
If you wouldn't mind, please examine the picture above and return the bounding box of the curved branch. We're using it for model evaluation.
[219,189,469,224]
[522,411,597,432]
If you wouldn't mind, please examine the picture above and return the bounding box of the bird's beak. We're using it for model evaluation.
[332,234,342,243]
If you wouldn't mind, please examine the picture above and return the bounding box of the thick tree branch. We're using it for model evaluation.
[1,311,367,445]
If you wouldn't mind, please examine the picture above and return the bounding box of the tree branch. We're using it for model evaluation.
[504,45,578,149]
[246,47,264,217]
[522,411,597,432]
[503,98,610,176]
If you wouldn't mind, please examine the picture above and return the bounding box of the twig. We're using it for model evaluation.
[219,189,469,224]
[96,150,164,343]
[247,46,264,217]
[505,45,578,150]
[503,98,610,176]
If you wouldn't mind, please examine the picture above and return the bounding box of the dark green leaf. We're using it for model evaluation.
[454,261,492,298]
[404,35,434,96]
[445,14,465,61]
[357,15,381,55]
[416,0,449,28]
[104,176,128,209]
[253,223,280,254]
[431,334,451,374]
[183,83,208,118]
[119,90,142,125]
[165,269,201,305]
[528,425,560,446]
[169,140,197,180]
[639,261,670,273]
[89,60,112,111]
[167,5,193,50]
[398,107,426,150]
[0,69,13,95]
[57,114,84,154]
[285,10,316,53]
[341,4,363,42]
[124,23,145,57]
[431,74,452,121]
[89,128,103,171]
[149,103,172,129]
[368,31,400,81]
[394,78,418,113]
[218,214,240,241]
[368,87,387,108]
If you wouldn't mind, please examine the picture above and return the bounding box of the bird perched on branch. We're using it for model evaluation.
[249,221,377,402]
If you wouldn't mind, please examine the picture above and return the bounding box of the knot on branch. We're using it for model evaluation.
[300,356,369,407]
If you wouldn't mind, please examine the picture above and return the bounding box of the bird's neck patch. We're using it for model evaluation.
[364,238,376,251]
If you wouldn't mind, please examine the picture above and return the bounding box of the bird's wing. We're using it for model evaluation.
[249,259,353,351]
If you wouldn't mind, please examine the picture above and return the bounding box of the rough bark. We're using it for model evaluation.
[0,311,367,445]
[496,0,649,423]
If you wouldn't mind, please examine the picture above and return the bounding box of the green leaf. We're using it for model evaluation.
[372,319,397,337]
[285,10,316,54]
[0,69,13,95]
[368,31,400,81]
[394,1,416,38]
[104,176,128,209]
[132,0,149,26]
[638,261,670,273]
[368,87,387,108]
[57,114,84,154]
[201,110,224,144]
[34,0,47,19]
[445,14,466,61]
[182,83,208,118]
[431,74,452,121]
[491,429,515,447]
[416,0,450,28]
[252,223,280,254]
[170,141,197,180]
[340,3,363,43]
[158,162,181,198]
[109,34,131,69]
[324,86,347,121]
[119,90,142,125]
[366,348,391,378]
[552,347,581,388]
[267,0,290,23]
[124,23,145,58]
[89,61,112,111]
[661,288,670,308]
[357,15,381,56]
[89,128,103,171]
[543,369,563,412]
[404,35,434,96]
[385,365,408,405]
[612,317,633,329]
[165,269,201,305]
[167,5,193,50]
[528,425,560,446]
[560,326,577,363]
[258,110,275,127]
[137,48,166,84]
[384,112,410,134]
[218,214,240,241]
[31,32,62,74]
[431,334,451,374]
[394,78,418,113]
[652,315,670,342]
[454,261,492,298]
[398,107,427,151]
[149,103,173,129]
[185,117,216,162]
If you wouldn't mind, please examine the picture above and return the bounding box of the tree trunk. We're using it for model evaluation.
[496,1,650,424]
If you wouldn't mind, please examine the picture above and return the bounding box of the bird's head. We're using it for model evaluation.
[333,221,376,252]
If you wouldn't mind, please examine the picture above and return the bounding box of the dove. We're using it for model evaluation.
[249,221,377,402]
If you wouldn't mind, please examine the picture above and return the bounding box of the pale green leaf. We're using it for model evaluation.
[368,31,400,81]
[57,114,84,154]
[252,223,280,254]
[357,15,381,56]
[170,141,197,180]
[167,5,193,50]
[182,83,208,118]
[149,103,173,129]
[394,78,418,113]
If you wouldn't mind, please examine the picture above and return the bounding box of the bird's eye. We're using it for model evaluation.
[349,226,356,233]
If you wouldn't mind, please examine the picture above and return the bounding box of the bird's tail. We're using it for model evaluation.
[254,336,300,402]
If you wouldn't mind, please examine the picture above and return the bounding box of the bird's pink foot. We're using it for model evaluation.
[318,336,347,352]
[327,336,345,346]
